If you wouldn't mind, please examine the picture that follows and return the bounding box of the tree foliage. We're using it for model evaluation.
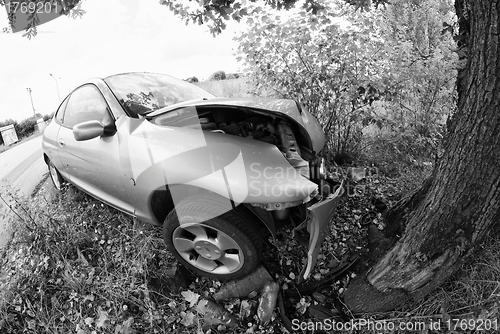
[1,0,85,38]
[0,113,51,145]
[342,0,500,313]
[236,2,382,157]
[208,70,227,81]
[359,0,458,167]
[14,116,37,139]
[373,0,458,152]
[0,0,390,36]
[236,0,457,162]
[185,76,199,83]
[157,0,390,35]
[0,118,35,145]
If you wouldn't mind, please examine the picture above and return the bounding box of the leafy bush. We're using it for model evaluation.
[14,117,37,139]
[208,70,226,81]
[43,113,53,122]
[364,0,457,164]
[185,76,199,83]
[235,0,456,165]
[226,73,240,80]
[236,4,393,160]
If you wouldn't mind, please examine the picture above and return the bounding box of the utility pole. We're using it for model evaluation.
[49,73,61,103]
[26,87,36,117]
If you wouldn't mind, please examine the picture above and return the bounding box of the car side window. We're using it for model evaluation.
[63,85,110,129]
[54,96,70,124]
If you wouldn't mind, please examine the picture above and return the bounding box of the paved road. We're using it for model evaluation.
[0,136,47,249]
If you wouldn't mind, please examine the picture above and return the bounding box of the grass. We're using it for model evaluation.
[412,236,500,317]
[0,182,184,333]
[1,165,499,333]
[350,235,500,334]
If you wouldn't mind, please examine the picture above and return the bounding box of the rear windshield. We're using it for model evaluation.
[104,72,214,117]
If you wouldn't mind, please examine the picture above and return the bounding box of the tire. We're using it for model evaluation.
[48,159,64,191]
[163,194,263,281]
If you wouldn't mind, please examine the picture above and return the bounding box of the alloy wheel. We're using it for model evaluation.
[172,223,244,274]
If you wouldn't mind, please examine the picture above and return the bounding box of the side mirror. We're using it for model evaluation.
[73,120,105,141]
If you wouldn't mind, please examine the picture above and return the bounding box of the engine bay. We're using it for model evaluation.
[149,105,314,179]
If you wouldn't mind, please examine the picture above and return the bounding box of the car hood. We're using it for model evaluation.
[147,97,325,153]
[119,117,318,205]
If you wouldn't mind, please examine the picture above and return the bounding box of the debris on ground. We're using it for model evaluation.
[257,281,280,325]
[0,162,433,333]
[213,266,272,301]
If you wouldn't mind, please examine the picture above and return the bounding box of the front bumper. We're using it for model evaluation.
[294,181,345,282]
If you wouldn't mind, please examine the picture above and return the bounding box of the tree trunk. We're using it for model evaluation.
[344,0,500,313]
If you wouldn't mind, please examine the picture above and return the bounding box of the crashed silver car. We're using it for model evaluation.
[42,72,343,281]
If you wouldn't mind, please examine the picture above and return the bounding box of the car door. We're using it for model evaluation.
[43,96,69,178]
[56,84,134,214]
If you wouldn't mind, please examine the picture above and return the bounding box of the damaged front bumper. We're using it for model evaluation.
[294,181,345,282]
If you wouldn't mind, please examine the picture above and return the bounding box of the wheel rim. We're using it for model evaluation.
[49,162,61,190]
[172,223,244,275]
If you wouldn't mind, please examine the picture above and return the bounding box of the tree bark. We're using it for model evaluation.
[344,0,500,313]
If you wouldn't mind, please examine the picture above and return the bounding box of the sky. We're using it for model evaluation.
[0,0,247,122]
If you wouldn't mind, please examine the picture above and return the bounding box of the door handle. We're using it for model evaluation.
[59,139,65,147]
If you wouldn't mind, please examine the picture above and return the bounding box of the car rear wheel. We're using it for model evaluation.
[48,159,64,191]
[163,194,263,281]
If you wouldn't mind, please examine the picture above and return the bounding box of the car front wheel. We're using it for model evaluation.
[163,194,263,281]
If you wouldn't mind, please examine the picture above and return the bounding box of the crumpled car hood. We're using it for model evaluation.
[147,97,326,153]
[120,118,318,205]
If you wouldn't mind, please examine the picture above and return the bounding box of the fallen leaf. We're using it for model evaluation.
[84,317,94,326]
[165,315,177,324]
[180,311,197,327]
[182,290,200,308]
[296,297,310,315]
[196,299,208,314]
[96,309,110,328]
[114,317,137,334]
[202,299,239,328]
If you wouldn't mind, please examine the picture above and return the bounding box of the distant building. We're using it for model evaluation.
[0,124,18,146]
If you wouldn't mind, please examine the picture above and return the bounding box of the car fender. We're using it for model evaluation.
[129,119,318,202]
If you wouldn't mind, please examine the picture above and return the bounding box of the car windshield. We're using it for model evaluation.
[104,72,214,117]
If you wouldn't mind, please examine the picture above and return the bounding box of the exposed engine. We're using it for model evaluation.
[199,113,310,179]
[150,106,313,179]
